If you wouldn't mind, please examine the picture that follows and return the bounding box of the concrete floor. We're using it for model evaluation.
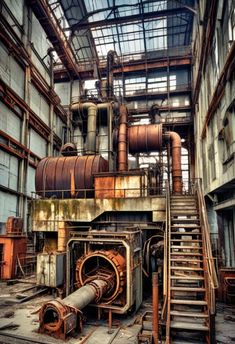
[0,281,234,343]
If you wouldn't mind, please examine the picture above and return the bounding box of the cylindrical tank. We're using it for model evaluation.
[35,155,108,198]
[128,124,162,154]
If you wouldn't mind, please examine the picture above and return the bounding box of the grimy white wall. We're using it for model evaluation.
[193,0,235,268]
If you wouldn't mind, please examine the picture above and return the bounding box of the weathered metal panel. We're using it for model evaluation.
[36,252,65,287]
[0,150,18,191]
[30,84,50,125]
[0,42,24,98]
[95,174,147,198]
[0,101,21,141]
[95,176,115,198]
[4,0,24,25]
[0,192,17,223]
[10,57,25,99]
[55,83,71,106]
[27,166,36,196]
[29,128,47,158]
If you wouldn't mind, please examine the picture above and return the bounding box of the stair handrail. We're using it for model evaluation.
[195,179,218,315]
[163,180,171,343]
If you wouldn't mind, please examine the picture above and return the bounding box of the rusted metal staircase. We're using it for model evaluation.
[165,180,218,344]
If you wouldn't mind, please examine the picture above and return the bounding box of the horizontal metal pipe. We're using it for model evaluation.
[64,279,108,309]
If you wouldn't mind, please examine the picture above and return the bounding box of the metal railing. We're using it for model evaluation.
[32,186,165,200]
[195,179,219,315]
[160,180,171,341]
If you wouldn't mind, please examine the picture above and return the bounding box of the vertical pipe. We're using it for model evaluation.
[164,131,182,193]
[107,50,117,99]
[152,272,159,344]
[118,105,128,171]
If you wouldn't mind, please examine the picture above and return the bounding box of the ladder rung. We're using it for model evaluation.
[171,287,206,292]
[171,252,203,256]
[170,321,208,331]
[170,276,204,280]
[170,239,202,242]
[170,258,202,262]
[171,266,203,271]
[171,246,202,250]
[170,310,208,318]
[170,299,207,305]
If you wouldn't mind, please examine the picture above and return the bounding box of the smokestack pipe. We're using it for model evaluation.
[118,105,128,171]
[164,131,182,193]
[107,50,117,99]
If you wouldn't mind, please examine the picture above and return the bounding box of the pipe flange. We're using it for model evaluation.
[76,250,126,303]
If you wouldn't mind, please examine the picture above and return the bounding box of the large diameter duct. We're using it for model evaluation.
[129,124,162,153]
[128,124,182,193]
[71,102,97,155]
[164,131,182,193]
[71,102,113,162]
[118,105,128,171]
[35,155,108,198]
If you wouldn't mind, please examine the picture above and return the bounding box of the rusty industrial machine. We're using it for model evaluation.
[31,51,184,340]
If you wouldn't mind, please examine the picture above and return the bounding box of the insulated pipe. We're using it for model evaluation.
[118,105,128,171]
[71,102,113,164]
[164,131,182,193]
[71,102,97,154]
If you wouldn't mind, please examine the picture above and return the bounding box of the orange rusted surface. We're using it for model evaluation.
[118,105,128,171]
[165,131,182,193]
[0,235,27,279]
[129,124,162,154]
[94,173,146,199]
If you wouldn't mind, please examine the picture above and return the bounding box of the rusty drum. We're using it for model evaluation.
[35,155,108,198]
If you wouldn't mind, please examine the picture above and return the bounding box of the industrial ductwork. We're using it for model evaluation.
[128,123,182,193]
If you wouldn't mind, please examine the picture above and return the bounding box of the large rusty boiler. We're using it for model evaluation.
[39,231,141,339]
[32,97,184,339]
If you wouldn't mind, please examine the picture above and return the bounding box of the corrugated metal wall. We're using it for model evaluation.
[0,101,21,141]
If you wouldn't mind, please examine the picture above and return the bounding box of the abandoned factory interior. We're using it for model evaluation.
[0,0,235,343]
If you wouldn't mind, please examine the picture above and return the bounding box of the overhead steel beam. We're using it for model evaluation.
[29,0,81,79]
[54,56,191,82]
[71,7,191,31]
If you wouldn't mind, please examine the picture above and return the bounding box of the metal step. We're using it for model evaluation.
[171,252,203,256]
[171,211,199,216]
[171,287,206,292]
[171,266,203,271]
[171,219,200,224]
[170,321,208,331]
[171,229,201,233]
[170,258,202,263]
[170,310,208,318]
[170,300,207,306]
[170,239,202,242]
[171,245,202,250]
[170,276,204,281]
